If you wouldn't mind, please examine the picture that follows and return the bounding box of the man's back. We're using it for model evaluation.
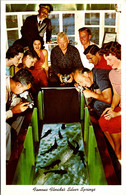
[92,68,111,92]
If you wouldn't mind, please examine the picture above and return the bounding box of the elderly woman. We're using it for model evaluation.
[98,41,121,160]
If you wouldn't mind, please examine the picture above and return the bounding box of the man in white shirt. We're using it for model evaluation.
[76,27,95,70]
[6,68,34,160]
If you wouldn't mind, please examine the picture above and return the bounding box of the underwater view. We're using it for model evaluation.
[33,123,89,185]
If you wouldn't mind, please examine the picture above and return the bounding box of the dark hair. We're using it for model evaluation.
[74,67,91,75]
[99,41,121,60]
[32,36,45,49]
[12,68,34,86]
[84,44,100,55]
[78,27,91,36]
[24,49,40,60]
[6,44,24,59]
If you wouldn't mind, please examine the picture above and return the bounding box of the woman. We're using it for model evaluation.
[6,44,24,67]
[32,36,49,77]
[6,44,24,75]
[98,41,121,160]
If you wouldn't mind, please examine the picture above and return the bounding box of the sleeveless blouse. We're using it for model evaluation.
[109,69,121,107]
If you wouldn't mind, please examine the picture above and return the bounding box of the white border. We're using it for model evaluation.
[1,0,126,195]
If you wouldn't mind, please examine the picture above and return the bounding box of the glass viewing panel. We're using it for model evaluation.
[6,15,18,28]
[50,14,59,35]
[7,30,19,46]
[105,13,116,25]
[51,37,57,42]
[85,13,100,25]
[88,27,99,45]
[68,37,75,45]
[63,14,75,35]
[104,28,115,33]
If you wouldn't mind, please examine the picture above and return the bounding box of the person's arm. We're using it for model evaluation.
[83,87,112,104]
[42,49,49,77]
[73,47,83,69]
[11,102,29,114]
[57,73,63,83]
[51,48,61,74]
[6,102,29,120]
[6,84,13,120]
[110,86,120,110]
[101,86,121,119]
[6,110,13,120]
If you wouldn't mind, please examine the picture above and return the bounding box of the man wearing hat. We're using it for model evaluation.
[13,4,53,48]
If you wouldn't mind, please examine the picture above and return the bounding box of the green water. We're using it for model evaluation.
[33,123,89,185]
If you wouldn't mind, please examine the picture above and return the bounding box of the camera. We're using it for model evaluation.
[19,91,34,109]
[62,75,71,83]
[76,84,85,92]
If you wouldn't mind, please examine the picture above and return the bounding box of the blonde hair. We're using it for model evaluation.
[57,32,67,39]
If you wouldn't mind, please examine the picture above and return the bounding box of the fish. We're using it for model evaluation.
[78,150,86,168]
[40,138,58,155]
[39,159,61,170]
[41,129,52,139]
[67,139,79,154]
[61,124,66,129]
[58,129,63,139]
[44,169,67,175]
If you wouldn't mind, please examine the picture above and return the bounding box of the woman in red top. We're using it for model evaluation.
[98,41,121,160]
[32,36,49,77]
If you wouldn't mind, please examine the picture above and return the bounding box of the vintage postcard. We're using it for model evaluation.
[1,0,126,195]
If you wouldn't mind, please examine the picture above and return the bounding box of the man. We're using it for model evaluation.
[6,68,34,160]
[50,32,83,85]
[84,44,112,69]
[76,27,95,70]
[15,49,39,73]
[15,49,48,95]
[14,4,53,47]
[74,67,112,118]
[22,49,48,89]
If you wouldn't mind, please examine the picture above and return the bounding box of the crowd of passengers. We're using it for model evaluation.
[6,4,121,163]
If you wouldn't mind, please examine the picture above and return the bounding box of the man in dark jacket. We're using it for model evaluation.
[14,4,53,48]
